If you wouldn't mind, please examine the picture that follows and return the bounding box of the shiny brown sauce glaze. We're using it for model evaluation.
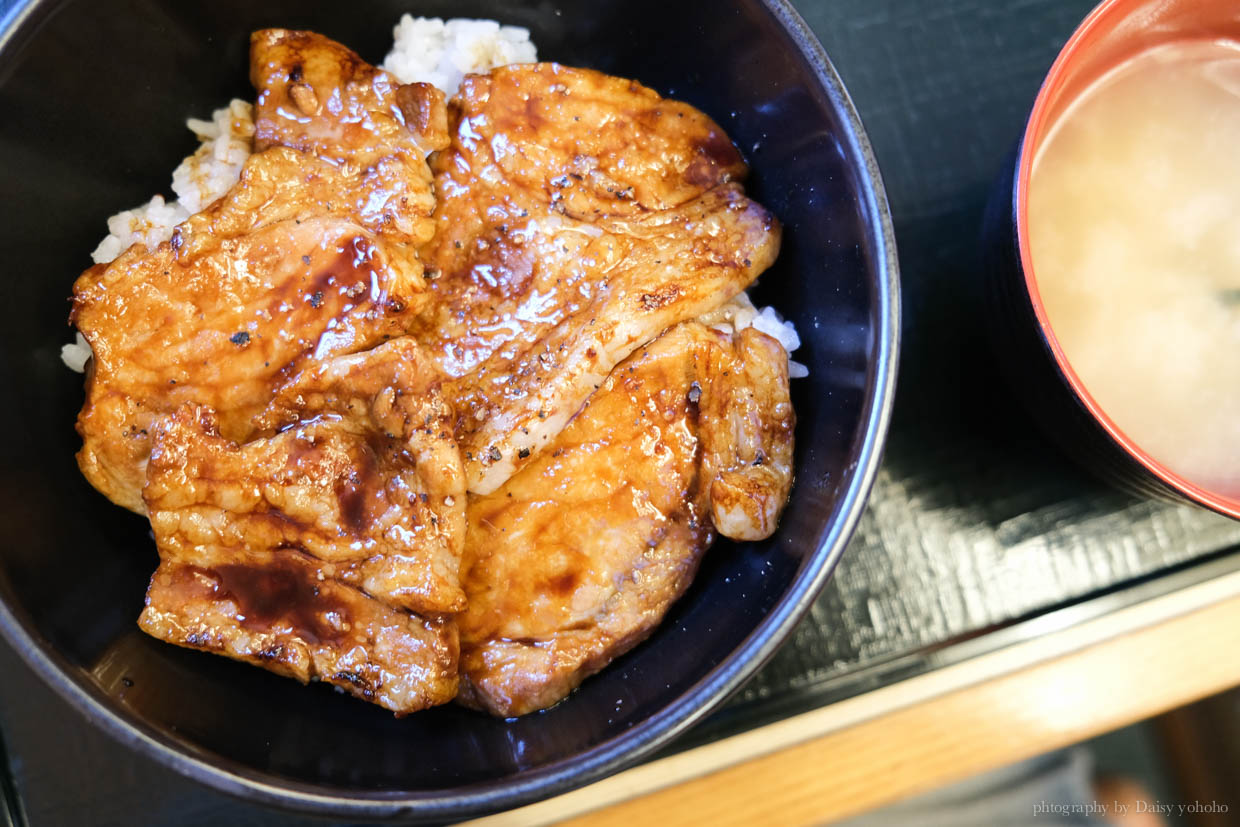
[267,234,404,364]
[333,438,382,536]
[686,128,745,187]
[140,554,460,712]
[184,557,348,647]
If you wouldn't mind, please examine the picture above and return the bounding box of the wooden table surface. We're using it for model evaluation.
[475,561,1240,825]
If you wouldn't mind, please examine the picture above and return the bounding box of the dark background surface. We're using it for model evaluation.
[3,0,1240,824]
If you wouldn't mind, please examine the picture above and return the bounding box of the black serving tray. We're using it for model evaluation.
[3,0,1239,823]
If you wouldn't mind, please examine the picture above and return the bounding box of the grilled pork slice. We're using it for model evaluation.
[145,339,466,616]
[458,322,794,716]
[137,338,466,714]
[140,553,457,714]
[72,30,447,513]
[249,28,448,210]
[252,338,467,615]
[412,63,782,494]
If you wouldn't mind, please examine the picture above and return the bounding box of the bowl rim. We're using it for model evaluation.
[0,0,901,819]
[1015,0,1240,520]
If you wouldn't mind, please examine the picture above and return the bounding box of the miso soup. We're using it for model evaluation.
[1029,41,1240,495]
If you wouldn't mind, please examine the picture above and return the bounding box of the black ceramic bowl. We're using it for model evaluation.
[0,0,898,819]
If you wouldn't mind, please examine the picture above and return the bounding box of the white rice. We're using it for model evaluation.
[89,99,255,267]
[66,17,806,379]
[382,15,537,93]
[176,98,256,215]
[60,331,92,374]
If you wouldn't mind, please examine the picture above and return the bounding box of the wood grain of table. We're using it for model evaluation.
[476,566,1240,825]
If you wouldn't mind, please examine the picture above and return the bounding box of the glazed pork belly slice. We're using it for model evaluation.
[72,31,448,513]
[251,337,467,615]
[147,339,466,618]
[140,401,462,713]
[412,63,781,494]
[140,552,457,714]
[250,28,448,172]
[458,321,793,716]
[136,339,466,714]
